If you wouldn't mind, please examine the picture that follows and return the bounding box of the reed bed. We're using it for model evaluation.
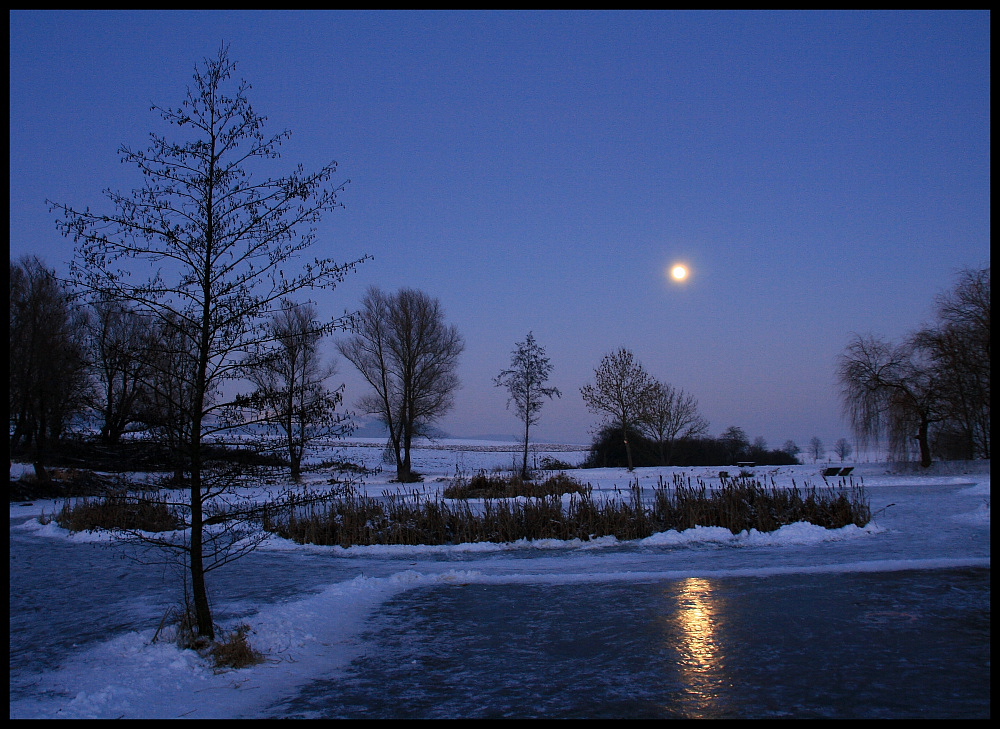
[48,473,870,546]
[47,490,185,533]
[442,470,591,499]
[266,473,871,547]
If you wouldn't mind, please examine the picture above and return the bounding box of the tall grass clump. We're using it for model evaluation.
[152,601,265,670]
[48,491,185,533]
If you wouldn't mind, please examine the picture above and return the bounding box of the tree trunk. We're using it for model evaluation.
[397,427,413,482]
[32,460,50,483]
[189,463,214,640]
[521,419,530,480]
[622,423,634,471]
[917,419,933,468]
[31,426,51,483]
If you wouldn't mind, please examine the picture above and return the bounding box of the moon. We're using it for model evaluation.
[670,264,689,282]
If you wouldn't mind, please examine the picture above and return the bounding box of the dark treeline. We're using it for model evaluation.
[582,425,799,469]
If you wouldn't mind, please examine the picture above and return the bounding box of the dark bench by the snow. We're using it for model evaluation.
[822,467,855,477]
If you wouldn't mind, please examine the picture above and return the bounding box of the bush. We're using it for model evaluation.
[537,456,577,471]
[153,602,265,670]
[582,425,658,468]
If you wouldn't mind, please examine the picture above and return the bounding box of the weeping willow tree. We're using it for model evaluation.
[837,334,944,467]
[838,268,990,467]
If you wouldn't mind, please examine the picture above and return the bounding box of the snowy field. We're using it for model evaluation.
[9,439,991,719]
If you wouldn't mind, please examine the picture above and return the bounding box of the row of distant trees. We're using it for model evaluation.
[583,427,860,470]
[9,260,353,482]
[572,348,848,469]
[837,267,990,467]
[10,261,849,485]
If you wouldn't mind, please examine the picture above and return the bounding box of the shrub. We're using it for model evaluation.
[537,456,577,470]
[582,425,803,467]
[582,425,658,468]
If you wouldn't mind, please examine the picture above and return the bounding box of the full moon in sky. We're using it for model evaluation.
[670,264,689,282]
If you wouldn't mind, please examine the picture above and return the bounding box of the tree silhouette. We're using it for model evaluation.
[494,332,561,479]
[50,47,366,639]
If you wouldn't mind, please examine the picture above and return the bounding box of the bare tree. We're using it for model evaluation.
[338,286,464,482]
[637,380,709,466]
[837,334,943,467]
[720,425,750,465]
[580,349,655,471]
[141,312,205,483]
[782,440,801,462]
[86,296,156,445]
[833,437,853,463]
[807,436,825,464]
[493,332,561,479]
[837,268,989,466]
[913,267,990,459]
[49,47,367,640]
[245,301,350,478]
[9,256,91,481]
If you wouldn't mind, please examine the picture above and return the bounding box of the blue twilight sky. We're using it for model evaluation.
[9,10,990,449]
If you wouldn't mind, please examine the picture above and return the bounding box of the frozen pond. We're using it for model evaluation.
[8,444,991,719]
[266,569,990,719]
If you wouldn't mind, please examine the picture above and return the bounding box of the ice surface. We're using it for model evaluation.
[9,444,990,718]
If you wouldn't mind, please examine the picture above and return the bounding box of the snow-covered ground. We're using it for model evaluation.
[9,439,990,719]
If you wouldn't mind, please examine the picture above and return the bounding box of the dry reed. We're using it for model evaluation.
[267,473,870,547]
